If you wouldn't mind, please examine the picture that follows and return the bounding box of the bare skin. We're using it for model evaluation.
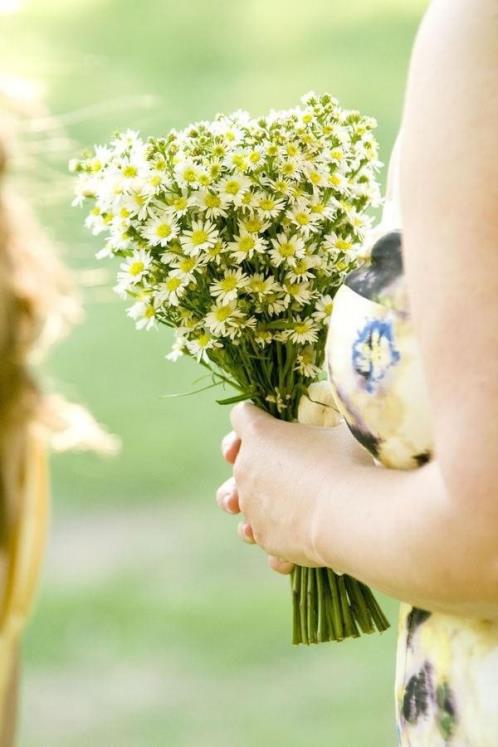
[217,0,498,620]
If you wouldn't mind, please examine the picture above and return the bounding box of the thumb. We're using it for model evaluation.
[230,401,274,437]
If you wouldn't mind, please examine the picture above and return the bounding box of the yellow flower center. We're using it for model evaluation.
[259,198,275,211]
[122,165,138,178]
[180,257,196,272]
[220,276,238,292]
[294,322,309,334]
[210,163,222,178]
[295,212,309,225]
[225,179,241,195]
[129,261,145,276]
[329,173,342,186]
[238,235,255,253]
[335,239,352,251]
[232,154,247,169]
[191,229,209,245]
[182,167,197,182]
[173,195,188,211]
[156,223,172,238]
[197,333,211,348]
[214,305,233,322]
[244,217,264,233]
[204,193,221,209]
[250,279,265,292]
[166,277,182,292]
[145,306,155,319]
[279,242,295,258]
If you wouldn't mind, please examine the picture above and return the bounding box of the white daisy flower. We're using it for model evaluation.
[119,189,153,220]
[127,299,158,331]
[225,149,249,172]
[186,332,222,361]
[246,146,265,171]
[115,249,152,295]
[142,212,179,247]
[289,318,319,344]
[205,300,244,337]
[286,200,321,235]
[328,170,348,191]
[282,281,313,306]
[303,163,329,188]
[245,274,279,300]
[192,189,228,219]
[218,174,251,204]
[265,293,290,316]
[256,193,286,219]
[205,239,229,265]
[180,220,219,255]
[210,269,248,303]
[286,256,318,282]
[166,191,190,216]
[174,159,200,187]
[308,195,338,221]
[238,215,270,234]
[155,274,188,307]
[312,295,334,325]
[294,347,321,378]
[253,327,273,348]
[228,232,266,262]
[323,233,355,254]
[269,233,306,267]
[166,254,202,282]
[166,335,186,362]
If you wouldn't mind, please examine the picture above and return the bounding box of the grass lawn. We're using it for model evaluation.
[0,1,427,744]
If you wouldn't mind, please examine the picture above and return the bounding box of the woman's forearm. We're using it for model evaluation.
[311,456,498,619]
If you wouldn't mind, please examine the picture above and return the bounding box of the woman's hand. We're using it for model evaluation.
[216,402,370,574]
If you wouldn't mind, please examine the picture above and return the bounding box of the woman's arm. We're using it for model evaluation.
[0,651,18,747]
[219,0,498,619]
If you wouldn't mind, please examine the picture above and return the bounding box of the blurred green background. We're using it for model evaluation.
[1,1,428,744]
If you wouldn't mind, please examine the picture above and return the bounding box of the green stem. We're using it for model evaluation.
[299,566,309,645]
[326,569,344,641]
[338,575,359,638]
[345,576,374,634]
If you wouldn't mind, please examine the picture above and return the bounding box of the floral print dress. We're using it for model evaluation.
[326,229,498,746]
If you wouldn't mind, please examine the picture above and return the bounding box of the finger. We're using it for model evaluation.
[215,477,240,514]
[230,402,273,437]
[221,431,241,464]
[237,521,256,544]
[268,555,295,575]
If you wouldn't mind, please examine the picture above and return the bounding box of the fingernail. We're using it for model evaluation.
[223,494,236,513]
[221,433,233,456]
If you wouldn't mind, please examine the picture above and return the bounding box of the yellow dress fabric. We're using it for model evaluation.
[0,435,49,708]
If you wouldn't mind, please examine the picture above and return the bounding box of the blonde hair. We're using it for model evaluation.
[0,95,117,549]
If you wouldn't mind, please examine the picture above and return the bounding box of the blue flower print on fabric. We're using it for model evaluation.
[352,319,400,392]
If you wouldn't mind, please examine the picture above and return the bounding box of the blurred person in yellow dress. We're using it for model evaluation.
[0,81,116,746]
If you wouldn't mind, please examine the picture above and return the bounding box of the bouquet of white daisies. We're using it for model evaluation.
[72,92,389,644]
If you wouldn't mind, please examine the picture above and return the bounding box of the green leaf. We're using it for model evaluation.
[216,392,253,406]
